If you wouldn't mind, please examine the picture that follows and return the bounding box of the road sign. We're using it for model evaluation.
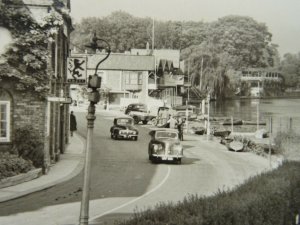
[67,56,87,84]
[47,97,72,104]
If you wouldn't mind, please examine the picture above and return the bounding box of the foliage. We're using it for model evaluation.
[280,52,300,88]
[0,0,65,97]
[182,16,279,99]
[71,11,206,53]
[0,152,34,179]
[274,130,300,156]
[14,125,44,168]
[118,161,300,225]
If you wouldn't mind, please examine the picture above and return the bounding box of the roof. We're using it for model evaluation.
[72,53,155,71]
[114,116,133,119]
[131,49,180,68]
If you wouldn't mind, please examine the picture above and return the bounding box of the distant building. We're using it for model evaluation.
[70,52,155,107]
[236,68,284,97]
[131,48,185,106]
[0,0,73,171]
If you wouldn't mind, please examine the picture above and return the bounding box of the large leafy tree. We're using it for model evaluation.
[71,11,207,53]
[280,52,300,88]
[182,15,279,98]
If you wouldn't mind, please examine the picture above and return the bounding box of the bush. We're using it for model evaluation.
[14,125,44,168]
[0,152,34,179]
[118,161,300,225]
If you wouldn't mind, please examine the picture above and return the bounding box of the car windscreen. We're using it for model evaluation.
[134,104,146,111]
[117,118,133,125]
[155,131,178,139]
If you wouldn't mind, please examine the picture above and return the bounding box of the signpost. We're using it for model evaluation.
[67,56,87,84]
[47,97,72,104]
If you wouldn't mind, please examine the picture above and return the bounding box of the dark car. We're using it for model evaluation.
[110,117,138,141]
[125,103,147,115]
[148,129,183,164]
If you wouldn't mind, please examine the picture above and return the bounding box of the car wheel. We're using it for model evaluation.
[134,136,138,141]
[142,120,148,125]
[111,133,114,139]
[175,158,182,164]
[114,133,118,140]
[133,117,139,124]
[151,118,158,126]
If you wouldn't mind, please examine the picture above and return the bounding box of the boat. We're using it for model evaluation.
[222,119,243,126]
[194,127,205,135]
[213,130,231,137]
[229,141,244,152]
[242,120,266,125]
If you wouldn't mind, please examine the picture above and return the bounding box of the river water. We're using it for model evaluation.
[208,98,300,135]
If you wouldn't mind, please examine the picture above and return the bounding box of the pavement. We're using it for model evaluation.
[0,133,86,203]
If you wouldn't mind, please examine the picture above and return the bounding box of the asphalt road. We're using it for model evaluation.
[0,110,272,225]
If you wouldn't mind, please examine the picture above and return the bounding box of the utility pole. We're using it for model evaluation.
[199,57,203,91]
[187,60,190,102]
[80,32,111,225]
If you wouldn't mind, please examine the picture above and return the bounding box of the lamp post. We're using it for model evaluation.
[79,32,111,225]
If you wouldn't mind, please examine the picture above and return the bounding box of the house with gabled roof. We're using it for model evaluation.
[70,52,156,107]
[131,48,185,106]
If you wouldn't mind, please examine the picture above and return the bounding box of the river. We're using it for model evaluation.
[208,98,300,135]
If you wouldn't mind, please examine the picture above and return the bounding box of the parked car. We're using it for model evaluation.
[110,117,138,140]
[125,103,147,115]
[148,129,183,164]
[129,111,156,125]
[172,105,197,121]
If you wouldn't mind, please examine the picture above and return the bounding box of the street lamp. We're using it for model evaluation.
[79,32,111,225]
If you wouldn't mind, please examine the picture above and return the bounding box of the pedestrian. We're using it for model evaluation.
[177,117,184,141]
[167,114,177,129]
[70,111,77,137]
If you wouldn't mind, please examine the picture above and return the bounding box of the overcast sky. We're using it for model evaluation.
[70,0,300,57]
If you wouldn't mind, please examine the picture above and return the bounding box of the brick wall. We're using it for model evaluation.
[0,80,46,151]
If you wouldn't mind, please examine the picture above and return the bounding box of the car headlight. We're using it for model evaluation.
[153,144,163,152]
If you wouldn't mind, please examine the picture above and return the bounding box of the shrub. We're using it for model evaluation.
[14,125,44,168]
[0,152,34,179]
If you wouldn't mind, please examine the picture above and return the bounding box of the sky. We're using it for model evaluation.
[70,0,300,57]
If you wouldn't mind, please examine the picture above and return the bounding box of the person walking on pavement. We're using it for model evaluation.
[70,111,77,137]
[177,117,184,141]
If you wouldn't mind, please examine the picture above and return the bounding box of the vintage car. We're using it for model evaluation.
[172,105,198,121]
[110,117,138,140]
[125,103,156,124]
[148,129,183,164]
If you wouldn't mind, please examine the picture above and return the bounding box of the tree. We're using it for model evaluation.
[181,15,279,99]
[280,52,300,88]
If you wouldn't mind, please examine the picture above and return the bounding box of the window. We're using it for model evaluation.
[138,72,143,85]
[130,73,138,85]
[0,101,10,142]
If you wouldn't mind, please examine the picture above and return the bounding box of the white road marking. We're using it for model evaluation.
[89,165,171,221]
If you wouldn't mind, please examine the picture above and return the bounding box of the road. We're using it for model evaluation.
[0,110,272,225]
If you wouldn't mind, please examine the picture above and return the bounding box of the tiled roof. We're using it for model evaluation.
[131,49,180,68]
[75,53,155,71]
